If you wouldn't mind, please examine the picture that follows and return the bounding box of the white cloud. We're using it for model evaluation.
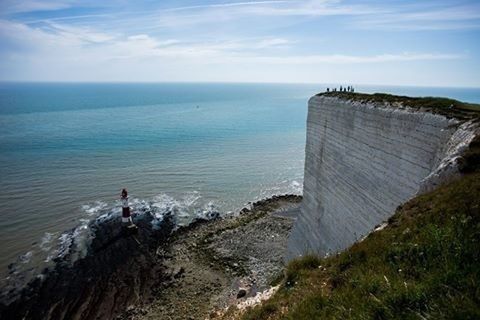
[0,19,464,67]
[242,0,379,17]
[232,53,465,64]
[0,20,286,62]
[354,3,480,30]
[256,38,291,48]
[155,0,378,17]
[23,14,113,24]
[0,0,71,14]
[45,22,116,43]
[3,0,479,32]
[47,0,377,33]
[161,1,294,13]
[0,1,476,85]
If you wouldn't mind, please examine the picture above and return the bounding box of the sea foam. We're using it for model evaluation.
[2,191,219,294]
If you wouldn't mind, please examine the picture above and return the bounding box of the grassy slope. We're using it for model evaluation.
[318,92,480,120]
[241,171,480,320]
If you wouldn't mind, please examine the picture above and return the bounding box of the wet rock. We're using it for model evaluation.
[237,289,247,299]
[0,211,175,320]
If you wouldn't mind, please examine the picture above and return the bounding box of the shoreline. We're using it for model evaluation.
[0,194,301,320]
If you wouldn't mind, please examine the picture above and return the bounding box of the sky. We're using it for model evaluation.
[0,0,479,86]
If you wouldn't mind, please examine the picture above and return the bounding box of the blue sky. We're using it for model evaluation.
[0,0,479,86]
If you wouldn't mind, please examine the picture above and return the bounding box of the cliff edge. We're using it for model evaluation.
[288,92,480,258]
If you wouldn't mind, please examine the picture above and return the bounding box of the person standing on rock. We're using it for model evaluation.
[121,188,135,227]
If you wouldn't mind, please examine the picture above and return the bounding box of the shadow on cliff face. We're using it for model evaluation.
[0,211,180,320]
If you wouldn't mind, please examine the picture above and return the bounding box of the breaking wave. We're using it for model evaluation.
[2,191,220,295]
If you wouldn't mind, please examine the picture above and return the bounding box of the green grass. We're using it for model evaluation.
[241,171,480,320]
[318,91,480,120]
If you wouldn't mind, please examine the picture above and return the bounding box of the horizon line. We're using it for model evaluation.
[0,80,479,89]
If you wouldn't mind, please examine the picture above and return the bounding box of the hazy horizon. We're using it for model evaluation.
[1,81,480,89]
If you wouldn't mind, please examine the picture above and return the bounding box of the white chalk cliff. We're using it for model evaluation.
[287,94,478,258]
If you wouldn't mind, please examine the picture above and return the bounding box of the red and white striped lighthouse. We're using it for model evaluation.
[121,188,132,224]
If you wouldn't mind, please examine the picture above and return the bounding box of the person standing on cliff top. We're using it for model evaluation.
[121,188,135,227]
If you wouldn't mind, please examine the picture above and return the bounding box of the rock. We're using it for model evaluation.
[173,267,185,279]
[0,211,176,320]
[206,211,220,220]
[237,289,247,299]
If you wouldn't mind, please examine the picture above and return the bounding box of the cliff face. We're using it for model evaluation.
[287,94,475,258]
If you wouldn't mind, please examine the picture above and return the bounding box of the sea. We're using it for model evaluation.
[1,82,479,285]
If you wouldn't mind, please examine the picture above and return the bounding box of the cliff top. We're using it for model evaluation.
[317,91,480,120]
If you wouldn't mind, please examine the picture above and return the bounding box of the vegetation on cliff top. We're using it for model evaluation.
[318,91,480,120]
[240,170,480,319]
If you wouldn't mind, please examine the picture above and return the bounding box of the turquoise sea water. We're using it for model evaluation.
[0,82,479,281]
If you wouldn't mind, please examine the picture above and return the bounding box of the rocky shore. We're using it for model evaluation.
[0,195,301,320]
